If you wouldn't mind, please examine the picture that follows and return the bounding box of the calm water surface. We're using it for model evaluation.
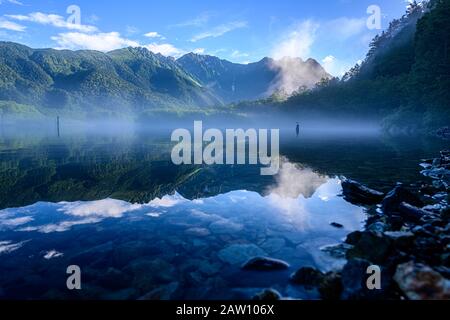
[0,124,447,299]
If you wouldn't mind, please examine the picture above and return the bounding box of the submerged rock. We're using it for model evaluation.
[218,244,266,265]
[260,238,286,253]
[394,262,450,300]
[198,261,222,276]
[209,219,243,234]
[290,267,324,287]
[341,178,385,205]
[252,289,282,301]
[242,257,290,271]
[139,282,179,300]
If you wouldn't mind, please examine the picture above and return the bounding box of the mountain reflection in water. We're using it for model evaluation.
[0,163,364,300]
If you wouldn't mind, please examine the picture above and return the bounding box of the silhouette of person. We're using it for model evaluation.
[296,122,300,137]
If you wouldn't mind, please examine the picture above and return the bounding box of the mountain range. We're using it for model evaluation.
[0,42,330,118]
[178,54,330,103]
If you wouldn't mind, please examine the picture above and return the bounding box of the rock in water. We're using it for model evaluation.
[341,178,385,205]
[252,289,282,301]
[242,257,290,271]
[330,222,344,229]
[290,267,324,286]
[218,244,266,265]
[381,185,424,213]
[394,262,450,300]
[209,219,243,234]
[139,282,179,300]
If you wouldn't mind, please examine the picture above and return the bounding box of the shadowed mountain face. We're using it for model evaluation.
[0,42,330,118]
[177,53,330,103]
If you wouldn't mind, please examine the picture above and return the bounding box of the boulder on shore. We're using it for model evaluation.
[290,267,324,287]
[341,178,385,205]
[394,261,450,300]
[398,202,432,223]
[382,185,423,214]
[319,272,343,300]
[346,231,392,264]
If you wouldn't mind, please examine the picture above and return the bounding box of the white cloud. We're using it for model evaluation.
[231,50,249,58]
[86,14,100,25]
[6,12,98,33]
[322,55,336,64]
[144,31,165,39]
[326,17,367,40]
[51,32,139,52]
[272,20,318,60]
[0,0,24,5]
[171,12,213,28]
[193,48,205,54]
[190,21,248,42]
[51,30,183,57]
[145,43,183,57]
[322,55,337,75]
[0,18,26,32]
[321,55,355,77]
[126,25,139,35]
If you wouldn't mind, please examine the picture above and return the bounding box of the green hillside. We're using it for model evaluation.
[0,43,220,119]
[277,0,450,131]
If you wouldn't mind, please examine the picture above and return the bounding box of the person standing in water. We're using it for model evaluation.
[296,122,300,137]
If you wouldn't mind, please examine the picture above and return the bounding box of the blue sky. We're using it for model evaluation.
[0,0,414,76]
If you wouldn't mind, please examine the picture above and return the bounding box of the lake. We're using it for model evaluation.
[0,122,447,300]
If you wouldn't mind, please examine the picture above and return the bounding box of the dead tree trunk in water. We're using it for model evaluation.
[57,116,60,137]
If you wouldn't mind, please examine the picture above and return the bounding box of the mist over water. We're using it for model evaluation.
[0,113,448,299]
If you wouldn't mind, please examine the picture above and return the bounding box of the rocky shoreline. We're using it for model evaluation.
[247,150,450,300]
